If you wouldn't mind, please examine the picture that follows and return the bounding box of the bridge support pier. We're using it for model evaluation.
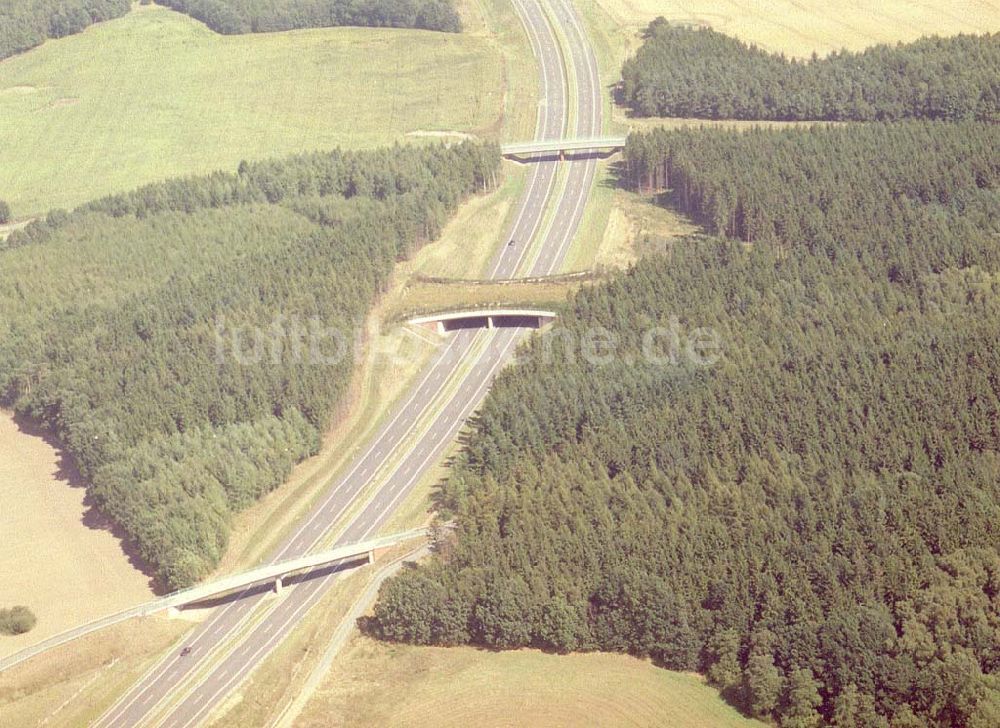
[367,550,375,565]
[487,316,495,330]
[274,576,283,596]
[167,606,181,619]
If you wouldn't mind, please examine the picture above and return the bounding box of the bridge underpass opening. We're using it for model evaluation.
[504,149,618,164]
[409,310,558,335]
[492,314,547,328]
[441,314,547,332]
[442,315,491,332]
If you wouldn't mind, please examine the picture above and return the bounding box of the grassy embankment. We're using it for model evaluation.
[0,617,190,727]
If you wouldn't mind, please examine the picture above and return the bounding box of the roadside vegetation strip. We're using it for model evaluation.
[258,333,481,564]
[476,0,541,142]
[219,328,440,576]
[410,167,529,280]
[269,545,431,728]
[217,322,439,576]
[559,160,618,271]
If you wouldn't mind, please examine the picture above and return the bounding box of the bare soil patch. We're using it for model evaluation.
[0,85,36,95]
[405,130,478,141]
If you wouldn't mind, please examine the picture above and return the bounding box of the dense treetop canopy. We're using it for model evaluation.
[157,0,462,34]
[0,0,130,61]
[0,141,500,589]
[368,122,1000,727]
[621,19,1000,121]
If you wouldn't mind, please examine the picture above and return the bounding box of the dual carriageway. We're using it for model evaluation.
[8,0,611,724]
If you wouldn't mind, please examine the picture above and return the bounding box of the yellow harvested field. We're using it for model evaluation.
[592,0,1000,57]
[0,411,155,659]
[299,637,764,727]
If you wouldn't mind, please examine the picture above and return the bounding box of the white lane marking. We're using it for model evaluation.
[127,7,590,728]
[360,330,523,540]
[170,573,337,728]
[271,333,463,562]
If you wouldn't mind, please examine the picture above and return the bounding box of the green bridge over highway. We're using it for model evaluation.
[500,136,626,159]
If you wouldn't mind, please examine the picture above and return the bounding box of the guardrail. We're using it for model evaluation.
[0,528,428,674]
[500,136,627,156]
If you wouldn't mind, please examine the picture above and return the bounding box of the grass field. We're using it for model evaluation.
[590,0,1000,58]
[0,411,155,660]
[298,638,765,727]
[0,3,506,217]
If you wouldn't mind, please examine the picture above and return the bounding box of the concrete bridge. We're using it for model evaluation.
[409,308,557,335]
[0,528,429,673]
[158,527,429,612]
[501,136,626,160]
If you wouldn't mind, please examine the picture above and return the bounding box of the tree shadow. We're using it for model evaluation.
[12,411,163,594]
[599,159,629,190]
[506,150,618,165]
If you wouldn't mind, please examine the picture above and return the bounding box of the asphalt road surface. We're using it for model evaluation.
[94,1,603,725]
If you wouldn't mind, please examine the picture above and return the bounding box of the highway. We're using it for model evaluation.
[94,1,602,725]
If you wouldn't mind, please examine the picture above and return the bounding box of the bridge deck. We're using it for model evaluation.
[501,136,626,157]
[153,527,429,612]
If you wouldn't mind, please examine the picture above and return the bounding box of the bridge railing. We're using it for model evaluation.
[0,528,429,674]
[500,136,627,156]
